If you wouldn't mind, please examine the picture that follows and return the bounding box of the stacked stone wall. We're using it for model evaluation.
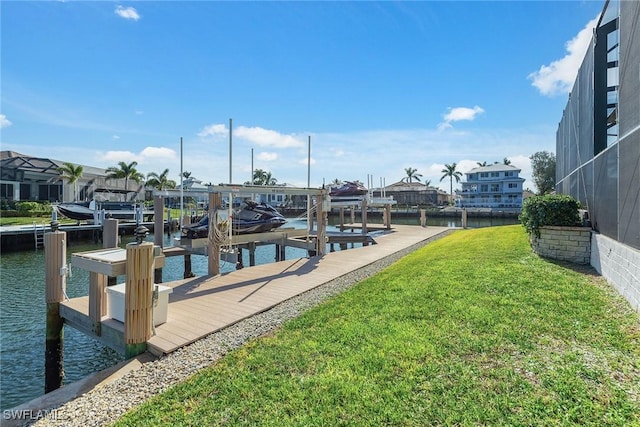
[531,226,591,264]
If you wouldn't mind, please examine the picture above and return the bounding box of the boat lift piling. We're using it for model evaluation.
[44,220,66,394]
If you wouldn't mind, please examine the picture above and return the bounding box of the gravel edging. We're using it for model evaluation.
[29,231,452,427]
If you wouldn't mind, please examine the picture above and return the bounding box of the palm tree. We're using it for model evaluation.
[402,167,422,183]
[503,157,512,165]
[105,161,144,200]
[182,171,192,179]
[146,169,177,190]
[250,169,278,186]
[424,179,432,187]
[440,163,463,203]
[477,161,488,167]
[57,162,83,202]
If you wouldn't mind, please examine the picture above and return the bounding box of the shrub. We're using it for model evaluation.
[15,201,40,212]
[519,194,581,238]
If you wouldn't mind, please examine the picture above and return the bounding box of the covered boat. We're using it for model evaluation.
[182,201,287,239]
[329,181,368,198]
[56,201,153,222]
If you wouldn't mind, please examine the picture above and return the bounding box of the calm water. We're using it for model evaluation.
[0,217,518,410]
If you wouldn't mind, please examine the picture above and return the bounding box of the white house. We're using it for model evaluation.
[456,164,524,209]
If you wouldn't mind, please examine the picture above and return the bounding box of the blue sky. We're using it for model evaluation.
[1,1,604,192]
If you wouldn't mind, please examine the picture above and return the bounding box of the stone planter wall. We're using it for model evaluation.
[530,226,592,264]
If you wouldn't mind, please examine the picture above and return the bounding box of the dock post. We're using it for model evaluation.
[249,242,256,266]
[385,204,392,229]
[361,198,368,246]
[339,207,345,232]
[124,227,154,358]
[420,209,427,227]
[44,221,66,393]
[184,253,194,278]
[103,218,119,287]
[316,191,327,256]
[208,192,222,276]
[153,196,164,283]
[462,208,468,229]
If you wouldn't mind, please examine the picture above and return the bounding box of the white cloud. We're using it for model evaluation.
[528,16,599,96]
[115,6,140,21]
[101,150,139,163]
[438,106,485,131]
[112,135,120,140]
[139,146,177,160]
[257,152,278,161]
[235,126,305,148]
[198,123,227,137]
[0,114,12,128]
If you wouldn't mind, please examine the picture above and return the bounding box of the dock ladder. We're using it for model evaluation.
[34,222,46,249]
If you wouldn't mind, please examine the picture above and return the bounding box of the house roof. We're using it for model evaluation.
[466,164,521,174]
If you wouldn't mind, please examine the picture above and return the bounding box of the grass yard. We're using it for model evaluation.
[115,225,640,426]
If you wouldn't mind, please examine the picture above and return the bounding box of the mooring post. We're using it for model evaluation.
[339,207,345,232]
[124,226,154,358]
[208,192,222,276]
[44,221,66,393]
[420,209,427,227]
[316,191,327,256]
[153,195,164,283]
[361,198,368,246]
[103,218,119,287]
[462,208,468,229]
[249,242,256,266]
[385,204,392,229]
[184,253,194,278]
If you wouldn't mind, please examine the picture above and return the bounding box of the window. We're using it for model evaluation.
[1,183,14,200]
[480,172,488,178]
[508,183,519,189]
[490,172,499,177]
[490,184,500,192]
[505,171,514,177]
[480,184,488,192]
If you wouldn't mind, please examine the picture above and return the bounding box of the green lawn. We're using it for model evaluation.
[115,225,640,426]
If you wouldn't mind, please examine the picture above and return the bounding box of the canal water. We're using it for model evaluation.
[0,217,519,410]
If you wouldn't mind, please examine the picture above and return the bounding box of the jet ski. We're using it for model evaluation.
[182,201,287,239]
[329,181,368,200]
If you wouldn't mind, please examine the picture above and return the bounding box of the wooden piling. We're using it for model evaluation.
[385,204,392,229]
[88,272,107,335]
[361,198,368,245]
[184,253,194,278]
[103,218,119,290]
[208,192,222,276]
[316,192,327,256]
[44,229,66,393]
[153,196,164,283]
[420,209,427,227]
[462,208,468,229]
[124,241,154,357]
[249,242,256,266]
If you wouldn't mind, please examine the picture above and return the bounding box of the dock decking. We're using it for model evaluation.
[60,225,452,357]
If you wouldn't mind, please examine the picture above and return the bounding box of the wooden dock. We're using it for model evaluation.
[59,225,451,357]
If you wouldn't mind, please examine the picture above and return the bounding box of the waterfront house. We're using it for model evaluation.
[373,181,449,207]
[0,151,145,203]
[456,164,524,209]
